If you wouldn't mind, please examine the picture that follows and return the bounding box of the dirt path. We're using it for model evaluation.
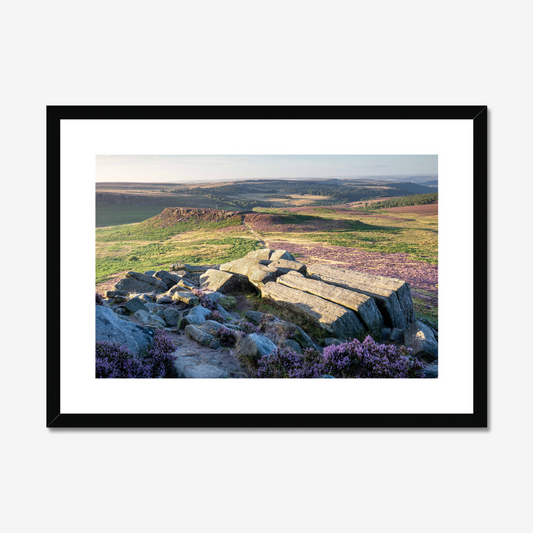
[242,217,266,248]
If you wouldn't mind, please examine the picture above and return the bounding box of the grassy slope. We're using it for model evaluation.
[255,207,438,265]
[95,216,261,285]
[95,203,438,324]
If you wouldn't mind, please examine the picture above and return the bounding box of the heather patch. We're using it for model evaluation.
[191,288,218,311]
[321,336,426,378]
[96,330,177,378]
[214,326,242,346]
[253,337,426,379]
[240,321,261,335]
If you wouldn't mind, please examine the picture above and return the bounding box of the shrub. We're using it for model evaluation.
[322,336,426,378]
[219,295,236,309]
[128,255,139,261]
[95,341,152,378]
[241,321,261,335]
[210,310,224,324]
[214,326,242,347]
[253,336,426,379]
[146,330,178,378]
[254,347,326,378]
[96,330,177,378]
[191,288,218,311]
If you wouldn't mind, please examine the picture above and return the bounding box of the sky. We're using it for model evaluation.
[95,155,437,183]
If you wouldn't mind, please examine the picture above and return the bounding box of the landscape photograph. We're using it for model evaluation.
[95,155,438,379]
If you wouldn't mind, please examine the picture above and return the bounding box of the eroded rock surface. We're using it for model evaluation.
[114,271,167,294]
[238,333,277,362]
[199,269,250,294]
[277,271,383,332]
[96,306,155,357]
[261,282,366,340]
[307,264,414,329]
[185,325,221,349]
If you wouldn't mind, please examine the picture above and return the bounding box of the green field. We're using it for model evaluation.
[96,219,261,286]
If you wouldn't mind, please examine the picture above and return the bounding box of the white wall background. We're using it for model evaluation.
[1,1,529,532]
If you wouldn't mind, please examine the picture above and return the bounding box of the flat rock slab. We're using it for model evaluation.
[270,250,296,261]
[114,271,168,294]
[106,290,129,298]
[182,305,212,326]
[133,310,166,328]
[220,258,306,288]
[245,249,274,261]
[177,278,197,290]
[261,282,366,340]
[201,319,230,337]
[307,264,414,329]
[166,287,199,306]
[244,249,296,261]
[171,263,210,273]
[185,325,221,349]
[220,258,277,287]
[124,296,149,315]
[199,269,251,294]
[154,270,181,289]
[277,271,383,332]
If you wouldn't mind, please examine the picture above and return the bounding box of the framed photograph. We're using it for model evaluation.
[47,105,487,428]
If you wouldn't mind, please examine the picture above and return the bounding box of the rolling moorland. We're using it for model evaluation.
[96,178,438,326]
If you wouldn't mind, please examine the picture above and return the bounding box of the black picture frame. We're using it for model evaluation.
[47,105,487,428]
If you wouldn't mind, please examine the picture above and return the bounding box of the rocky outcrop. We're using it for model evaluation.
[96,306,154,357]
[261,282,366,340]
[238,333,277,361]
[99,249,436,378]
[245,249,274,261]
[220,257,306,289]
[216,304,234,322]
[106,289,129,299]
[163,308,181,327]
[170,263,210,273]
[124,296,149,315]
[154,270,181,290]
[166,287,199,306]
[133,310,166,328]
[276,271,383,332]
[404,320,438,362]
[182,305,212,326]
[199,269,250,294]
[267,319,315,349]
[268,259,306,275]
[307,264,414,329]
[177,278,197,290]
[113,271,167,294]
[244,311,265,325]
[270,250,296,261]
[245,249,295,261]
